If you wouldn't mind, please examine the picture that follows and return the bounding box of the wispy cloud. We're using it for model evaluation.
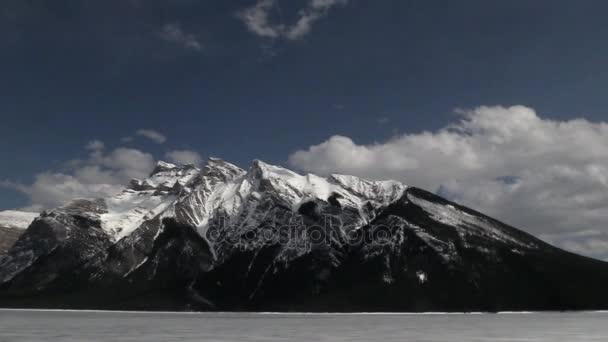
[85,140,105,151]
[237,0,348,41]
[159,23,203,51]
[237,0,281,39]
[165,150,203,166]
[136,129,167,144]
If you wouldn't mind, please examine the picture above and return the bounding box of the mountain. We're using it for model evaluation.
[1,158,608,312]
[0,211,38,254]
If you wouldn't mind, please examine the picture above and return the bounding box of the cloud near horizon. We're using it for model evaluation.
[2,142,156,212]
[289,105,608,259]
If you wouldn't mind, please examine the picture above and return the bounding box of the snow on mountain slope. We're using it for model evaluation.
[0,211,38,230]
[139,161,200,189]
[407,193,537,249]
[64,158,406,247]
[101,190,177,241]
[89,162,202,241]
[102,158,408,263]
[250,160,407,211]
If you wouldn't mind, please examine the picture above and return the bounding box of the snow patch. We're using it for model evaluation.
[101,191,176,240]
[408,194,535,248]
[416,271,427,284]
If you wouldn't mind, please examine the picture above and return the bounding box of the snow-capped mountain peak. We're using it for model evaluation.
[203,158,246,181]
[0,158,409,262]
[247,159,407,208]
[146,163,199,190]
[4,157,605,313]
[151,160,178,174]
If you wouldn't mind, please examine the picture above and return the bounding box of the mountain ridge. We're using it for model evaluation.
[1,158,608,312]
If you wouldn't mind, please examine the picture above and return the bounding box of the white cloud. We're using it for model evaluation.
[159,23,202,51]
[3,146,156,211]
[136,129,167,144]
[97,148,156,180]
[1,129,206,212]
[237,0,348,40]
[237,0,281,39]
[85,140,105,151]
[165,150,203,166]
[289,105,608,260]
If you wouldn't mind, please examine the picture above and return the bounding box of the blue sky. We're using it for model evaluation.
[2,1,608,257]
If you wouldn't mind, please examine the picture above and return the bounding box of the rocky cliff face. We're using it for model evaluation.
[1,159,608,312]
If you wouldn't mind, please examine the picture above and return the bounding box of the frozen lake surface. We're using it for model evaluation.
[0,309,607,341]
